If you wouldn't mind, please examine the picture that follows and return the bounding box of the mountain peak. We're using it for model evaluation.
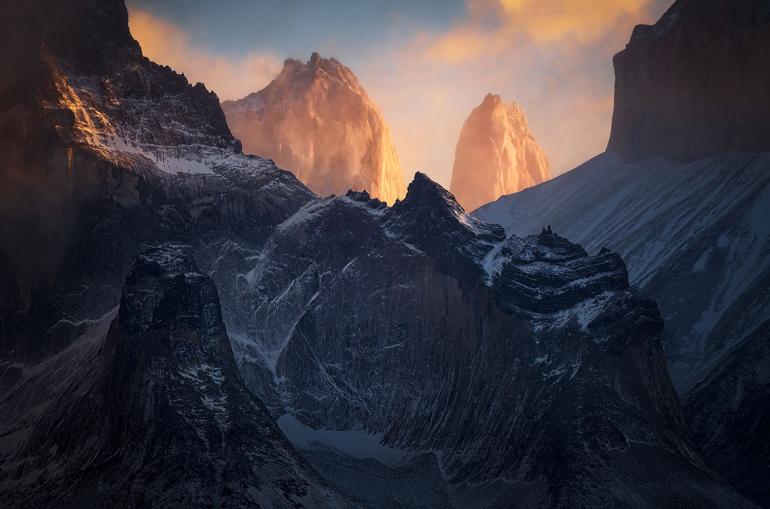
[223,54,407,204]
[402,171,458,208]
[388,172,505,274]
[481,93,502,107]
[3,0,141,79]
[450,94,550,212]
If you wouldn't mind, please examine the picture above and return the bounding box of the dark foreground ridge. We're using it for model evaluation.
[0,247,348,506]
[230,173,754,507]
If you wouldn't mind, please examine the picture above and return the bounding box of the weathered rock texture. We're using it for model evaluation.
[229,173,753,508]
[450,94,549,212]
[475,152,770,507]
[684,318,770,507]
[608,0,770,161]
[0,247,347,506]
[477,2,770,502]
[0,1,351,505]
[222,53,406,204]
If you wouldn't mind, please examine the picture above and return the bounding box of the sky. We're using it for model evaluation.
[126,0,671,187]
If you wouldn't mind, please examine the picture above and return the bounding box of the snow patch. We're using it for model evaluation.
[692,248,712,273]
[277,414,407,467]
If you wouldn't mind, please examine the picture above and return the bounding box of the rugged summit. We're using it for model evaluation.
[0,0,313,358]
[222,53,407,204]
[476,1,770,505]
[450,94,549,212]
[0,1,346,505]
[0,247,347,506]
[229,173,750,508]
[476,152,770,507]
[1,0,764,507]
[608,0,770,161]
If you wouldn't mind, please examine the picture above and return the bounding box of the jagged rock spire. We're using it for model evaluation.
[222,52,407,204]
[450,93,550,212]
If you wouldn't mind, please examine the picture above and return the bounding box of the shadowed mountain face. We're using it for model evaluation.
[684,320,770,507]
[222,53,407,205]
[0,1,351,505]
[477,134,770,509]
[0,0,313,359]
[608,0,770,161]
[228,174,752,508]
[0,247,347,506]
[477,1,770,505]
[450,94,550,212]
[0,0,763,507]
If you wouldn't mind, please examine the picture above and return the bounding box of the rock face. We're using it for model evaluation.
[0,1,763,507]
[0,0,313,360]
[607,0,770,161]
[450,94,549,212]
[684,320,770,507]
[229,173,752,508]
[0,1,350,505]
[222,53,406,204]
[474,152,770,506]
[476,2,770,503]
[475,153,770,390]
[0,247,347,506]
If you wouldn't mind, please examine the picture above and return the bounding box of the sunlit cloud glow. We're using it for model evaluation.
[127,1,669,187]
[128,9,281,101]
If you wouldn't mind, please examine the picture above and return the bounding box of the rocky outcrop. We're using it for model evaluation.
[222,53,406,204]
[607,0,770,161]
[479,2,770,503]
[0,247,348,507]
[0,0,314,361]
[230,173,752,507]
[475,152,770,393]
[450,94,549,212]
[477,94,770,509]
[0,1,344,505]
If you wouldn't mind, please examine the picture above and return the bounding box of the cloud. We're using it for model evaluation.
[357,0,667,187]
[425,0,654,63]
[125,1,669,189]
[128,9,281,101]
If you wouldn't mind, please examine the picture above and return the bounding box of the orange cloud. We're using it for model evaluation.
[128,9,280,101]
[426,0,654,62]
[359,0,668,187]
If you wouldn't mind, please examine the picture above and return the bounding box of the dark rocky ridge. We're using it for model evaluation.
[0,0,313,362]
[0,247,348,506]
[0,0,763,506]
[608,0,770,161]
[475,151,770,508]
[232,173,754,507]
[0,0,343,505]
[479,0,770,502]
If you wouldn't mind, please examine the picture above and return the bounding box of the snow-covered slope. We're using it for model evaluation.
[475,152,770,391]
[475,151,770,506]
[450,93,550,212]
[222,53,407,204]
[224,173,752,508]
